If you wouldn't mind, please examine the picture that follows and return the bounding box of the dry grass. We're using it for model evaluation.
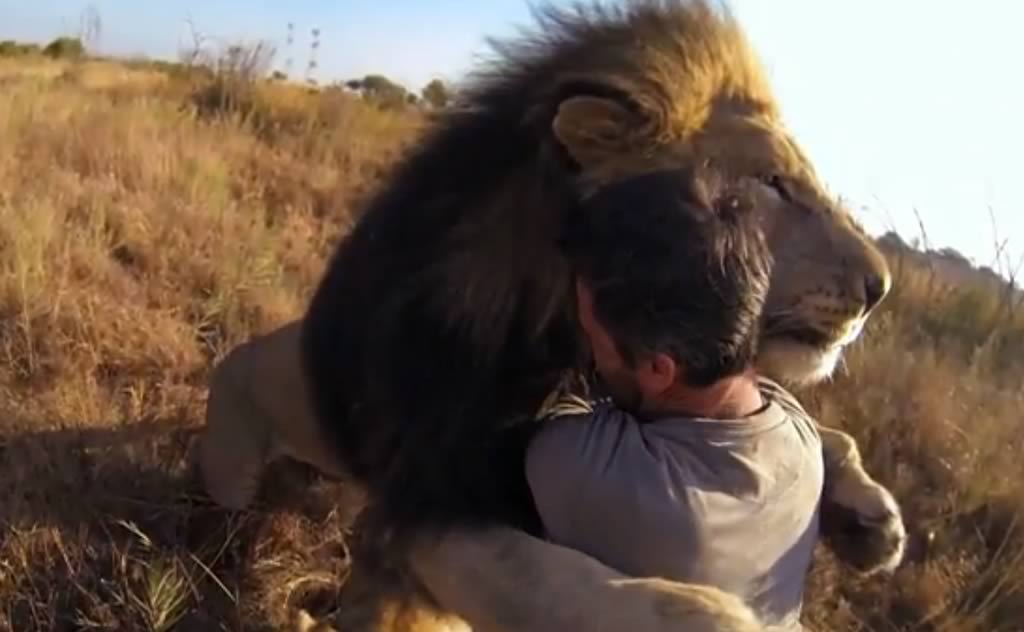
[0,56,417,631]
[1,54,1023,631]
[797,264,1024,632]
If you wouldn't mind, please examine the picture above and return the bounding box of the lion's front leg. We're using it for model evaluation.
[409,526,762,632]
[198,320,352,511]
[818,424,906,575]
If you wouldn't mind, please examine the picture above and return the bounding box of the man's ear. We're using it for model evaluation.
[638,351,677,395]
[552,95,645,167]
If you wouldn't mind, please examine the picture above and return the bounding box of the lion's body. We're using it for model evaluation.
[202,318,902,632]
[203,1,905,629]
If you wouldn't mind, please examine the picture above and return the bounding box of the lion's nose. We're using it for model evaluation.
[864,274,889,312]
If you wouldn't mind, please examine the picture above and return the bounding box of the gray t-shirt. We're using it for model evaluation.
[525,377,823,630]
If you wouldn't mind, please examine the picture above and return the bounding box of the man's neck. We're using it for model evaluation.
[646,369,764,420]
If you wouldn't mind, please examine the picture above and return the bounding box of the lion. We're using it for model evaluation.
[199,1,905,629]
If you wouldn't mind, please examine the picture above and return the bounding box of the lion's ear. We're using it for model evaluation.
[552,96,643,167]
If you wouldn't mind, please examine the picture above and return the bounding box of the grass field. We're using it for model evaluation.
[2,54,1024,631]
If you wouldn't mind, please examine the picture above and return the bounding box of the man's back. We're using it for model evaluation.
[526,377,823,630]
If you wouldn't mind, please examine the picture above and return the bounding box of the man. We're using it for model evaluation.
[523,168,824,630]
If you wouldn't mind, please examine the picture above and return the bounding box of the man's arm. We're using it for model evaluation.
[527,401,735,586]
[524,407,654,568]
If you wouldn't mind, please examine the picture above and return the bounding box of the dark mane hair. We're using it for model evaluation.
[300,0,780,544]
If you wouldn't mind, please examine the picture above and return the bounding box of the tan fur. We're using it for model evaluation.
[289,527,761,632]
[199,321,346,511]
[202,2,905,629]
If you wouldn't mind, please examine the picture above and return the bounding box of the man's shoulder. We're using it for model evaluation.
[755,376,822,451]
[756,377,812,417]
[526,401,663,502]
[525,404,653,536]
[530,402,632,460]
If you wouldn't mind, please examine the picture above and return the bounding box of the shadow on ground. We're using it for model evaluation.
[0,419,366,631]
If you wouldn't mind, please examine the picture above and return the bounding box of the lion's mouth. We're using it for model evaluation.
[763,322,852,351]
[772,327,834,348]
[756,327,846,386]
[762,313,866,351]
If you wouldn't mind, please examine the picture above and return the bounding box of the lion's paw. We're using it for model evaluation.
[821,474,906,576]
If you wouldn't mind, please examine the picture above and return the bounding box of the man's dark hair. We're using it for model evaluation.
[561,167,772,387]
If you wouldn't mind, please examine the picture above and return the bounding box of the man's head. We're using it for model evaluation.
[562,166,772,414]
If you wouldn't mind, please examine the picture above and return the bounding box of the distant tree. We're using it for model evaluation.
[937,246,971,265]
[361,74,402,95]
[43,37,85,59]
[0,40,40,56]
[877,230,909,252]
[979,265,1001,281]
[346,74,410,110]
[421,78,449,108]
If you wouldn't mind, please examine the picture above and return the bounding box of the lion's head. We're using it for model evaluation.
[448,0,890,387]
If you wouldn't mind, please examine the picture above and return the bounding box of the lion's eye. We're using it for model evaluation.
[761,174,794,203]
[716,192,751,216]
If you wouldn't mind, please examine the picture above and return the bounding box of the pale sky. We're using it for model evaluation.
[3,0,1021,271]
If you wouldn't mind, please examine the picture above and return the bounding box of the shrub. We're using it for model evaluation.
[43,37,85,59]
[0,40,41,56]
[188,41,277,124]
